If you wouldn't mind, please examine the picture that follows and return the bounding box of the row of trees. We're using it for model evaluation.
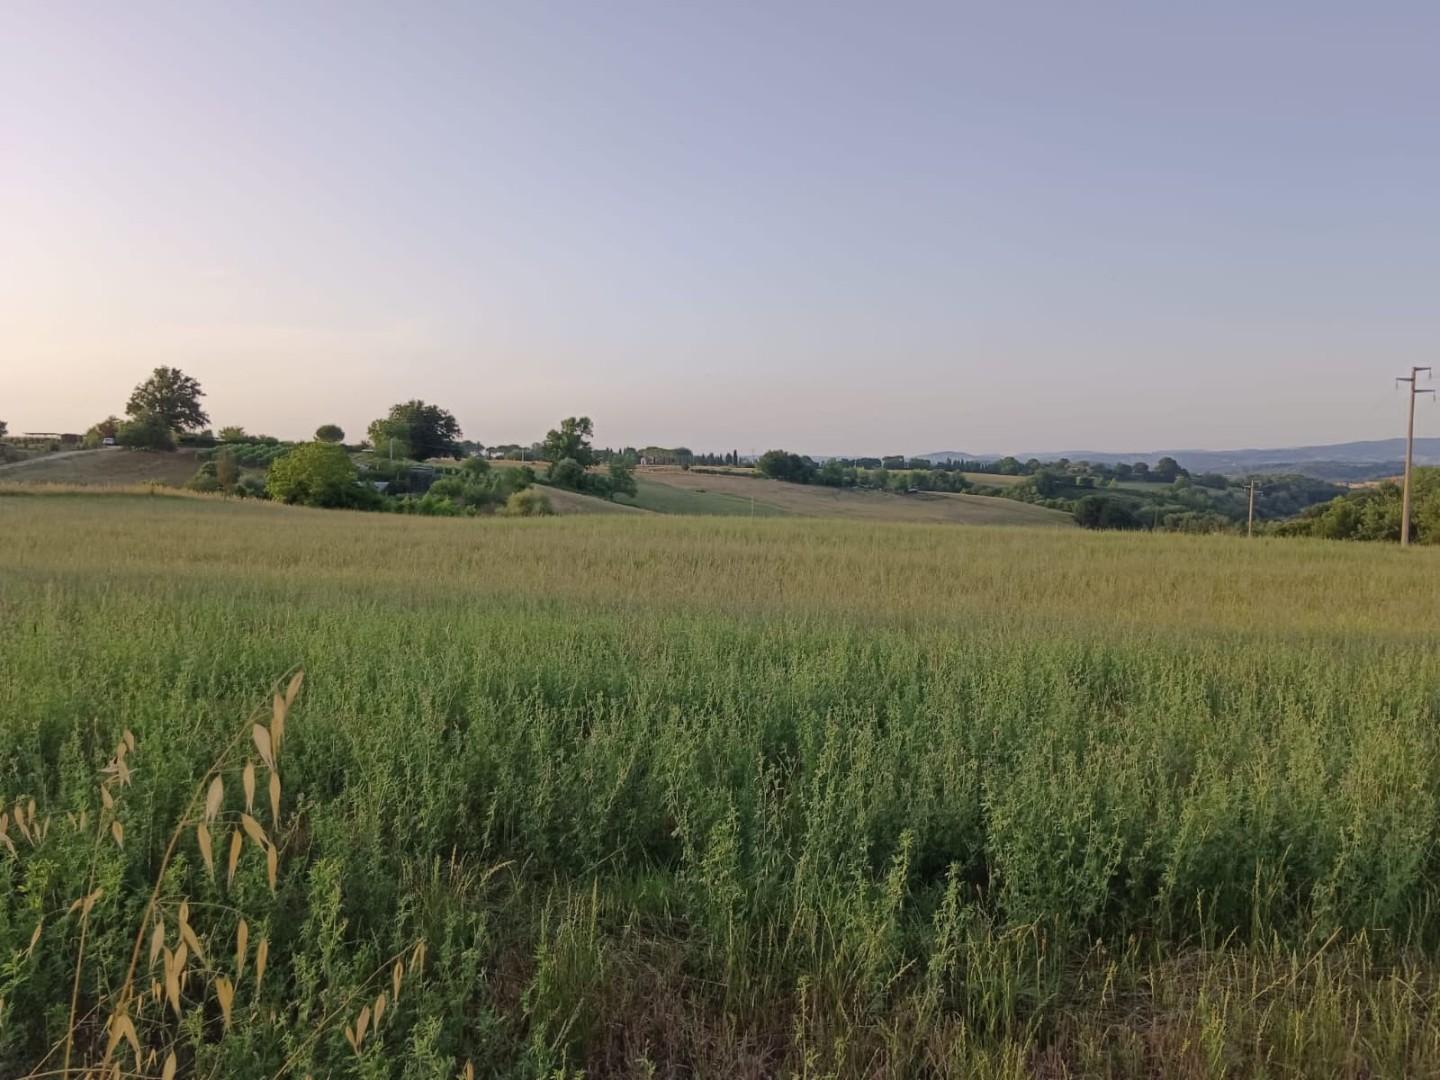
[951,454,1191,484]
[755,450,972,494]
[1273,470,1440,544]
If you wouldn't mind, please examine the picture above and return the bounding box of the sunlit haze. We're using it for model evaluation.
[3,2,1437,455]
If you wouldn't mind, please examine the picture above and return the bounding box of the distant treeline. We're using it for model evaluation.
[756,451,972,493]
[1273,469,1440,544]
[754,448,1345,534]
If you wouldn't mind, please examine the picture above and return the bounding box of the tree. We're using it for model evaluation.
[548,457,586,489]
[215,447,240,494]
[315,424,345,444]
[542,417,595,467]
[118,413,176,451]
[80,417,122,448]
[267,442,369,507]
[218,426,247,442]
[756,450,816,484]
[126,367,209,433]
[0,420,7,438]
[607,461,637,500]
[368,401,461,461]
[1154,456,1184,484]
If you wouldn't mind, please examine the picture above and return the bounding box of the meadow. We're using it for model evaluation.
[2,493,1440,1078]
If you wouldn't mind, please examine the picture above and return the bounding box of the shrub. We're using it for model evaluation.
[235,475,268,499]
[607,461,637,500]
[548,457,586,489]
[1074,495,1141,530]
[267,442,372,508]
[117,413,176,451]
[502,489,554,516]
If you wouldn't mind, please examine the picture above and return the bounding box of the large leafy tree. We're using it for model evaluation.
[315,424,345,444]
[542,416,594,467]
[367,401,461,461]
[125,367,209,432]
[756,449,816,483]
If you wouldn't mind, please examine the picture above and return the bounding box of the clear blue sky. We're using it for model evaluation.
[3,1,1436,455]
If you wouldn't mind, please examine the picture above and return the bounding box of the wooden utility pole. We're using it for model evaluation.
[1247,480,1258,538]
[1396,366,1434,547]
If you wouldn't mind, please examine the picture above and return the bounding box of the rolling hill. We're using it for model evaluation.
[0,447,201,486]
[625,468,1073,526]
[923,437,1440,481]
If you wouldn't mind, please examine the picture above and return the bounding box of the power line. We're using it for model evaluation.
[1395,365,1434,547]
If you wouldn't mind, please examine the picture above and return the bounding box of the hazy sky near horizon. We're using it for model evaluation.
[3,1,1438,455]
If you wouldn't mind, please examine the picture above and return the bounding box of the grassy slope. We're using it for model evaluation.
[635,467,1073,525]
[616,474,788,516]
[961,471,1028,488]
[0,446,200,485]
[3,497,1440,1076]
[540,484,649,514]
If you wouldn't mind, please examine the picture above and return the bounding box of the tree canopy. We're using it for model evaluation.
[315,424,345,444]
[368,401,461,461]
[117,413,176,451]
[1275,469,1440,544]
[757,450,816,483]
[126,367,209,433]
[267,442,373,507]
[542,417,595,467]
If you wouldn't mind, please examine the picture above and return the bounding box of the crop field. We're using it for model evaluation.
[632,468,1073,527]
[616,474,788,516]
[3,494,1440,1077]
[960,472,1029,488]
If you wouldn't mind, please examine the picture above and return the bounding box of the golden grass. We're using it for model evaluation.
[2,494,1435,639]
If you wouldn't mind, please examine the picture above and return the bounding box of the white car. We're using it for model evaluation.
[102,437,116,446]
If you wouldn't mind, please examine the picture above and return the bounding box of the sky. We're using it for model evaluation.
[2,1,1437,456]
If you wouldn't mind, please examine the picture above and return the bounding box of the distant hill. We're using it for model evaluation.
[922,438,1440,481]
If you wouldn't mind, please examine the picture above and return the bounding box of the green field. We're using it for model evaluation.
[3,494,1440,1077]
[626,469,1073,526]
[615,474,788,516]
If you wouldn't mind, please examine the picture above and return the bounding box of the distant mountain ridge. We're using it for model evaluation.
[920,438,1440,481]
